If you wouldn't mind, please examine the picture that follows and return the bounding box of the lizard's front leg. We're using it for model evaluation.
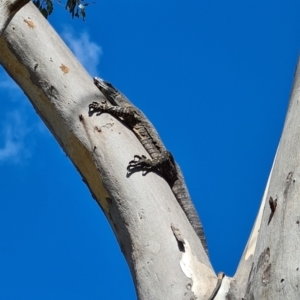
[127,151,177,181]
[127,154,157,175]
[89,101,139,122]
[89,100,111,114]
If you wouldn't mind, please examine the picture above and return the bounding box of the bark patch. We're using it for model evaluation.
[283,172,293,200]
[23,18,35,28]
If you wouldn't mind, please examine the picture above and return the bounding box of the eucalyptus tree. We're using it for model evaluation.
[1,1,299,298]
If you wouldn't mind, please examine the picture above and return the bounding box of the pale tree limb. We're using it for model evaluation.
[242,59,300,299]
[0,3,216,299]
[229,59,300,299]
[228,147,278,299]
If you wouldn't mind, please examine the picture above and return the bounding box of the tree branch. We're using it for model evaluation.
[231,58,300,299]
[0,3,215,299]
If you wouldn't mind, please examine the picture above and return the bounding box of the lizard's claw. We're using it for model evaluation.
[127,155,148,168]
[89,100,108,113]
[127,155,154,175]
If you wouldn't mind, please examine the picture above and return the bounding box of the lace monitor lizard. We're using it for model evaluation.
[89,77,208,254]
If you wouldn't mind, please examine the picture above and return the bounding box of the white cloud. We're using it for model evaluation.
[0,69,46,164]
[0,72,24,102]
[0,30,102,164]
[0,110,31,163]
[61,28,102,75]
[0,77,18,89]
[0,70,29,163]
[0,134,22,161]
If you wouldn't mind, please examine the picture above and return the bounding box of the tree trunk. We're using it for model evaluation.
[1,1,300,299]
[241,61,300,299]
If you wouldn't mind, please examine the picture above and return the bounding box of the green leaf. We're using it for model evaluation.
[41,8,48,18]
[46,0,53,16]
[79,5,85,21]
[33,0,40,8]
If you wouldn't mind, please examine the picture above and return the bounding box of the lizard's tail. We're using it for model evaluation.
[172,168,208,254]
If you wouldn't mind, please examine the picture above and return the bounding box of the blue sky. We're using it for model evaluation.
[1,0,300,298]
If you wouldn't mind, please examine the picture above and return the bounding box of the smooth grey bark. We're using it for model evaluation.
[230,61,300,299]
[0,2,216,299]
[241,61,300,299]
[229,150,278,299]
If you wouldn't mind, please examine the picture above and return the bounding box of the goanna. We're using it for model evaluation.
[89,77,208,254]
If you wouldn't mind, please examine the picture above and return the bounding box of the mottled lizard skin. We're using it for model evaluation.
[89,77,208,253]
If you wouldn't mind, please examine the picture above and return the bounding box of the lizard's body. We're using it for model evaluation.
[90,77,208,253]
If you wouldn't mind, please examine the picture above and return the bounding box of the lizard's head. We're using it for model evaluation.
[93,77,130,106]
[93,77,119,97]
